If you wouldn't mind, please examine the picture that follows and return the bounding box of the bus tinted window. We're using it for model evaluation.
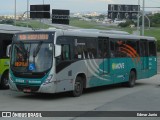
[110,40,115,58]
[74,38,97,59]
[140,40,148,57]
[149,41,156,56]
[74,38,87,59]
[115,40,126,57]
[98,38,109,58]
[110,39,127,58]
[62,45,70,60]
[125,40,138,57]
[86,38,97,59]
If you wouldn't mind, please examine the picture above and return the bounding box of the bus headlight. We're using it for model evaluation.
[43,75,53,85]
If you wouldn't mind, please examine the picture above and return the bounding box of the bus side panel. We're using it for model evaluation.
[55,60,88,93]
[55,59,114,92]
[141,56,157,79]
[109,58,128,84]
[148,56,157,77]
[138,56,157,80]
[0,59,9,79]
[88,59,113,87]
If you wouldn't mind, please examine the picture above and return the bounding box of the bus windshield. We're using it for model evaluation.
[11,42,53,73]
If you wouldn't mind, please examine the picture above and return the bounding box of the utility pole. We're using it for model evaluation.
[27,0,29,28]
[137,0,140,34]
[142,0,145,36]
[15,0,17,26]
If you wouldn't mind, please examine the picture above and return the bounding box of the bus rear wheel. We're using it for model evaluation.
[0,71,9,89]
[72,77,83,97]
[126,71,136,87]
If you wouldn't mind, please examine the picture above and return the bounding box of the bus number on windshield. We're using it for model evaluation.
[15,62,28,67]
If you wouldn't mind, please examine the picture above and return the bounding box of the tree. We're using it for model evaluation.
[118,20,135,28]
[0,19,14,24]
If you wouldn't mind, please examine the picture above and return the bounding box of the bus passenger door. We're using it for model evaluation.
[98,37,111,83]
[140,40,149,77]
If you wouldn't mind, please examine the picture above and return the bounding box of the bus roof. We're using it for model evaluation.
[15,28,156,41]
[61,29,156,41]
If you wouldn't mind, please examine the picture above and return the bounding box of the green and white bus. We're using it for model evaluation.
[0,25,31,89]
[0,32,12,89]
[9,29,157,96]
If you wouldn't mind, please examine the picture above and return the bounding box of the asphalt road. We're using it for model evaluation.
[0,74,160,120]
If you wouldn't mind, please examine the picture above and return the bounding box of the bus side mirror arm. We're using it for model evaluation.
[6,44,11,57]
[55,45,61,57]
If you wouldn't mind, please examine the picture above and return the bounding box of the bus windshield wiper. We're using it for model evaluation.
[33,41,43,58]
[15,41,28,58]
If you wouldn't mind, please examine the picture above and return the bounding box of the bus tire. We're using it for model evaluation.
[72,76,83,97]
[127,71,136,87]
[0,71,9,89]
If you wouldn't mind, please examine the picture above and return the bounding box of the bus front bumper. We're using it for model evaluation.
[9,79,18,91]
[9,80,56,94]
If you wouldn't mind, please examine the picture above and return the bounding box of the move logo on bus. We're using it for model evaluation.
[117,41,140,63]
[112,63,125,70]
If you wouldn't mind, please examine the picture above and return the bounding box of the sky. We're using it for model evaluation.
[0,0,160,14]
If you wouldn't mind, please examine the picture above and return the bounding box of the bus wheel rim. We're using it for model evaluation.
[75,82,81,93]
[4,77,9,86]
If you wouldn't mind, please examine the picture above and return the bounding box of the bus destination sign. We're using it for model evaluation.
[18,34,49,41]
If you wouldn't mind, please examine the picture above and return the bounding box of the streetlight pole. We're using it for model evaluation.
[15,0,17,26]
[142,0,145,36]
[137,0,140,34]
[27,0,29,28]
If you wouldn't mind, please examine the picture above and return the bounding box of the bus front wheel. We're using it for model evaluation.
[127,71,136,87]
[0,71,9,89]
[72,77,83,97]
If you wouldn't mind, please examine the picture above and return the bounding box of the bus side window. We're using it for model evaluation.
[110,40,115,58]
[140,40,148,57]
[126,40,137,57]
[115,40,126,57]
[61,45,70,60]
[2,40,12,58]
[149,41,156,56]
[86,38,97,59]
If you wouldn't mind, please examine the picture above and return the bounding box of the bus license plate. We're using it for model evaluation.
[23,88,31,93]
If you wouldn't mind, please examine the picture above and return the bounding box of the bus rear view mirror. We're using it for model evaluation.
[55,45,61,57]
[6,44,11,57]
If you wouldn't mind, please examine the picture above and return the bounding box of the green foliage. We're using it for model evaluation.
[70,18,99,28]
[144,28,160,51]
[15,20,50,29]
[118,20,135,28]
[0,19,14,24]
[83,14,106,20]
[139,13,160,27]
[149,13,160,27]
